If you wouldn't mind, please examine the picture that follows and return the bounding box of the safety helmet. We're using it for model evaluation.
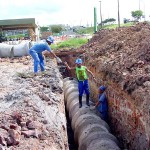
[75,58,82,64]
[47,36,54,43]
[99,86,106,91]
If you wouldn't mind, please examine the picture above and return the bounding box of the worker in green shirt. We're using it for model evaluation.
[65,58,96,108]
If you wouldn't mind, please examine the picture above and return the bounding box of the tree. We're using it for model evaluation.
[50,25,63,33]
[40,26,49,33]
[101,18,116,25]
[131,10,143,21]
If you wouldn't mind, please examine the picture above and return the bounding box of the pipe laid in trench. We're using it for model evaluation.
[63,77,120,150]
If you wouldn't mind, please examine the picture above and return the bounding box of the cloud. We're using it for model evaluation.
[0,0,149,26]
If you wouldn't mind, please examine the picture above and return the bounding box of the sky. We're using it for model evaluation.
[0,0,150,26]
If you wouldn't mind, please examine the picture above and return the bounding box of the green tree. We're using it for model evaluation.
[50,25,63,33]
[40,26,49,33]
[131,10,143,21]
[102,18,116,25]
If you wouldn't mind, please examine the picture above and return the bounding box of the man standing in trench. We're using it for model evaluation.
[64,58,96,108]
[29,36,61,76]
[94,85,108,122]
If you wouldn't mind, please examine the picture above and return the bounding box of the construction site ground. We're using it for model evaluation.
[0,57,68,150]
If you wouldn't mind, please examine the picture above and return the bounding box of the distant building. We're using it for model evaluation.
[0,18,39,41]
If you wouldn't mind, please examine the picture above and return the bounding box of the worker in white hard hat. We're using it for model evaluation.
[65,58,96,108]
[29,36,62,75]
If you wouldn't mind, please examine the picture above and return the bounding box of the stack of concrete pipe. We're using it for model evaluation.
[0,41,31,58]
[63,77,120,150]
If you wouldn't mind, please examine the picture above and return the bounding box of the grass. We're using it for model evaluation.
[76,22,134,34]
[102,22,134,29]
[51,38,88,50]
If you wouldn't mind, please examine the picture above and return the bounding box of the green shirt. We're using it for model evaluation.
[76,66,88,81]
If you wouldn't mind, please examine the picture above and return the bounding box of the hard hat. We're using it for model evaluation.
[75,58,82,64]
[47,36,54,43]
[99,86,106,91]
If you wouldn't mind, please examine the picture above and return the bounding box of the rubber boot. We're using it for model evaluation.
[79,96,82,108]
[86,94,90,106]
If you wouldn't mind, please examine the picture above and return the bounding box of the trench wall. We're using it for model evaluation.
[87,64,150,150]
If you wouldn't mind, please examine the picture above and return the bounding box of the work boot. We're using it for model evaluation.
[86,94,90,106]
[79,96,82,108]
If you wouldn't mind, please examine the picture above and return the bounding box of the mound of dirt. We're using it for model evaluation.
[80,22,150,105]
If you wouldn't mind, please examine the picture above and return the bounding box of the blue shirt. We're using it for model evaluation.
[97,92,108,112]
[29,41,51,53]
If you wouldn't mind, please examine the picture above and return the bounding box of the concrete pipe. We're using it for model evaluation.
[64,85,78,101]
[13,42,29,57]
[79,132,120,150]
[66,91,78,105]
[63,77,120,150]
[66,96,79,111]
[72,111,109,131]
[64,80,78,91]
[74,121,110,144]
[71,106,98,125]
[66,91,80,111]
[78,124,109,143]
[68,99,94,120]
[0,44,14,58]
[73,114,110,143]
[63,77,78,89]
[87,139,120,150]
[74,114,109,130]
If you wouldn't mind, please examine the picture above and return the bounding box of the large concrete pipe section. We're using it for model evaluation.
[0,44,13,57]
[63,77,120,150]
[0,41,30,58]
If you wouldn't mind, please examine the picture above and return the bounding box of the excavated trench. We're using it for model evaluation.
[63,77,120,150]
[58,58,121,150]
[0,49,121,149]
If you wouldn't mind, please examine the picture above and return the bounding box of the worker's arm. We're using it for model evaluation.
[45,44,62,63]
[64,62,76,70]
[86,68,96,82]
[50,51,62,63]
[50,51,57,58]
[95,101,100,107]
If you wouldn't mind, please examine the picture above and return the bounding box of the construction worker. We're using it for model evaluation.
[94,86,108,122]
[29,36,61,75]
[64,58,96,108]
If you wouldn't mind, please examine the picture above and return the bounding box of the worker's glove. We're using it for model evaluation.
[56,57,62,64]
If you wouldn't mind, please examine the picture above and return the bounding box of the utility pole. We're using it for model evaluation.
[99,1,103,28]
[117,0,120,27]
[94,7,97,33]
[139,0,140,10]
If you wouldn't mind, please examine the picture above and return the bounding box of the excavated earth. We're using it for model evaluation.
[80,22,150,107]
[0,57,68,150]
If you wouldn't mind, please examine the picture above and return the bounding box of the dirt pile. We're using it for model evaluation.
[0,57,68,150]
[80,22,150,105]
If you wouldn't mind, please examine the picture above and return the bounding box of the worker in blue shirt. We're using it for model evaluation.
[94,86,108,122]
[29,36,61,75]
